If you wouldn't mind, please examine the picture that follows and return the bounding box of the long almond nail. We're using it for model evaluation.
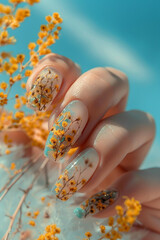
[74,189,118,218]
[27,66,62,111]
[53,148,99,201]
[44,100,88,161]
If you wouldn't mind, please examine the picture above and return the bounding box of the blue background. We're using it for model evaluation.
[1,0,160,166]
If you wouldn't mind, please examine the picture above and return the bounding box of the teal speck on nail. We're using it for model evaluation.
[52,185,57,195]
[44,146,49,157]
[74,207,85,218]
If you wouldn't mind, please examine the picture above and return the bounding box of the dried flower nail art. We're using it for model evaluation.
[74,190,118,218]
[44,100,88,161]
[27,66,62,111]
[54,148,99,201]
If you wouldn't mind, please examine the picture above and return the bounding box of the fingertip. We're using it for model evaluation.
[106,67,128,82]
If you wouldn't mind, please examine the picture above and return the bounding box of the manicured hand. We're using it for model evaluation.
[26,53,159,239]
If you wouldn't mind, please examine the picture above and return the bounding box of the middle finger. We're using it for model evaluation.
[45,67,128,162]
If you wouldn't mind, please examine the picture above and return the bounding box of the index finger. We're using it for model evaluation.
[26,53,81,112]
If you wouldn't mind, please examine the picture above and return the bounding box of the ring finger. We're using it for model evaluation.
[52,110,155,204]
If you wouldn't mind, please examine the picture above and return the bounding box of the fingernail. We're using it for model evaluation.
[53,148,99,201]
[44,100,88,161]
[27,66,62,111]
[74,189,118,218]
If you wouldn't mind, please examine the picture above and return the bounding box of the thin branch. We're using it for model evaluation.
[2,188,29,240]
[44,164,49,188]
[0,86,11,116]
[12,206,22,237]
[2,157,49,240]
[0,152,43,199]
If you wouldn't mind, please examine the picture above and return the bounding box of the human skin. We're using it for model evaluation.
[25,53,159,239]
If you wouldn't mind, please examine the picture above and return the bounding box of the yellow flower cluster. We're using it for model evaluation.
[0,1,39,29]
[36,198,141,240]
[27,210,40,228]
[0,53,24,76]
[37,224,61,240]
[26,0,40,5]
[10,162,16,170]
[0,91,8,106]
[0,1,64,238]
[0,4,62,155]
[83,197,141,240]
[10,161,22,174]
[0,4,12,15]
[14,95,26,109]
[29,220,36,227]
[15,8,30,23]
[41,196,45,202]
[55,170,78,201]
[3,133,12,146]
[27,12,62,67]
[0,111,49,150]
[27,210,40,219]
[84,232,92,239]
[67,147,78,156]
[0,8,62,142]
[5,149,11,154]
[0,82,8,91]
[9,0,40,4]
[0,1,37,46]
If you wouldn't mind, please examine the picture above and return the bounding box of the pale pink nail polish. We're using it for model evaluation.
[27,66,62,111]
[54,148,99,201]
[44,100,88,161]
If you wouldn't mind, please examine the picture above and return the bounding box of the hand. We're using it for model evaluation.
[26,53,159,239]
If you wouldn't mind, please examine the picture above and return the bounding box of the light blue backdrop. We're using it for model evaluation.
[1,0,160,166]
